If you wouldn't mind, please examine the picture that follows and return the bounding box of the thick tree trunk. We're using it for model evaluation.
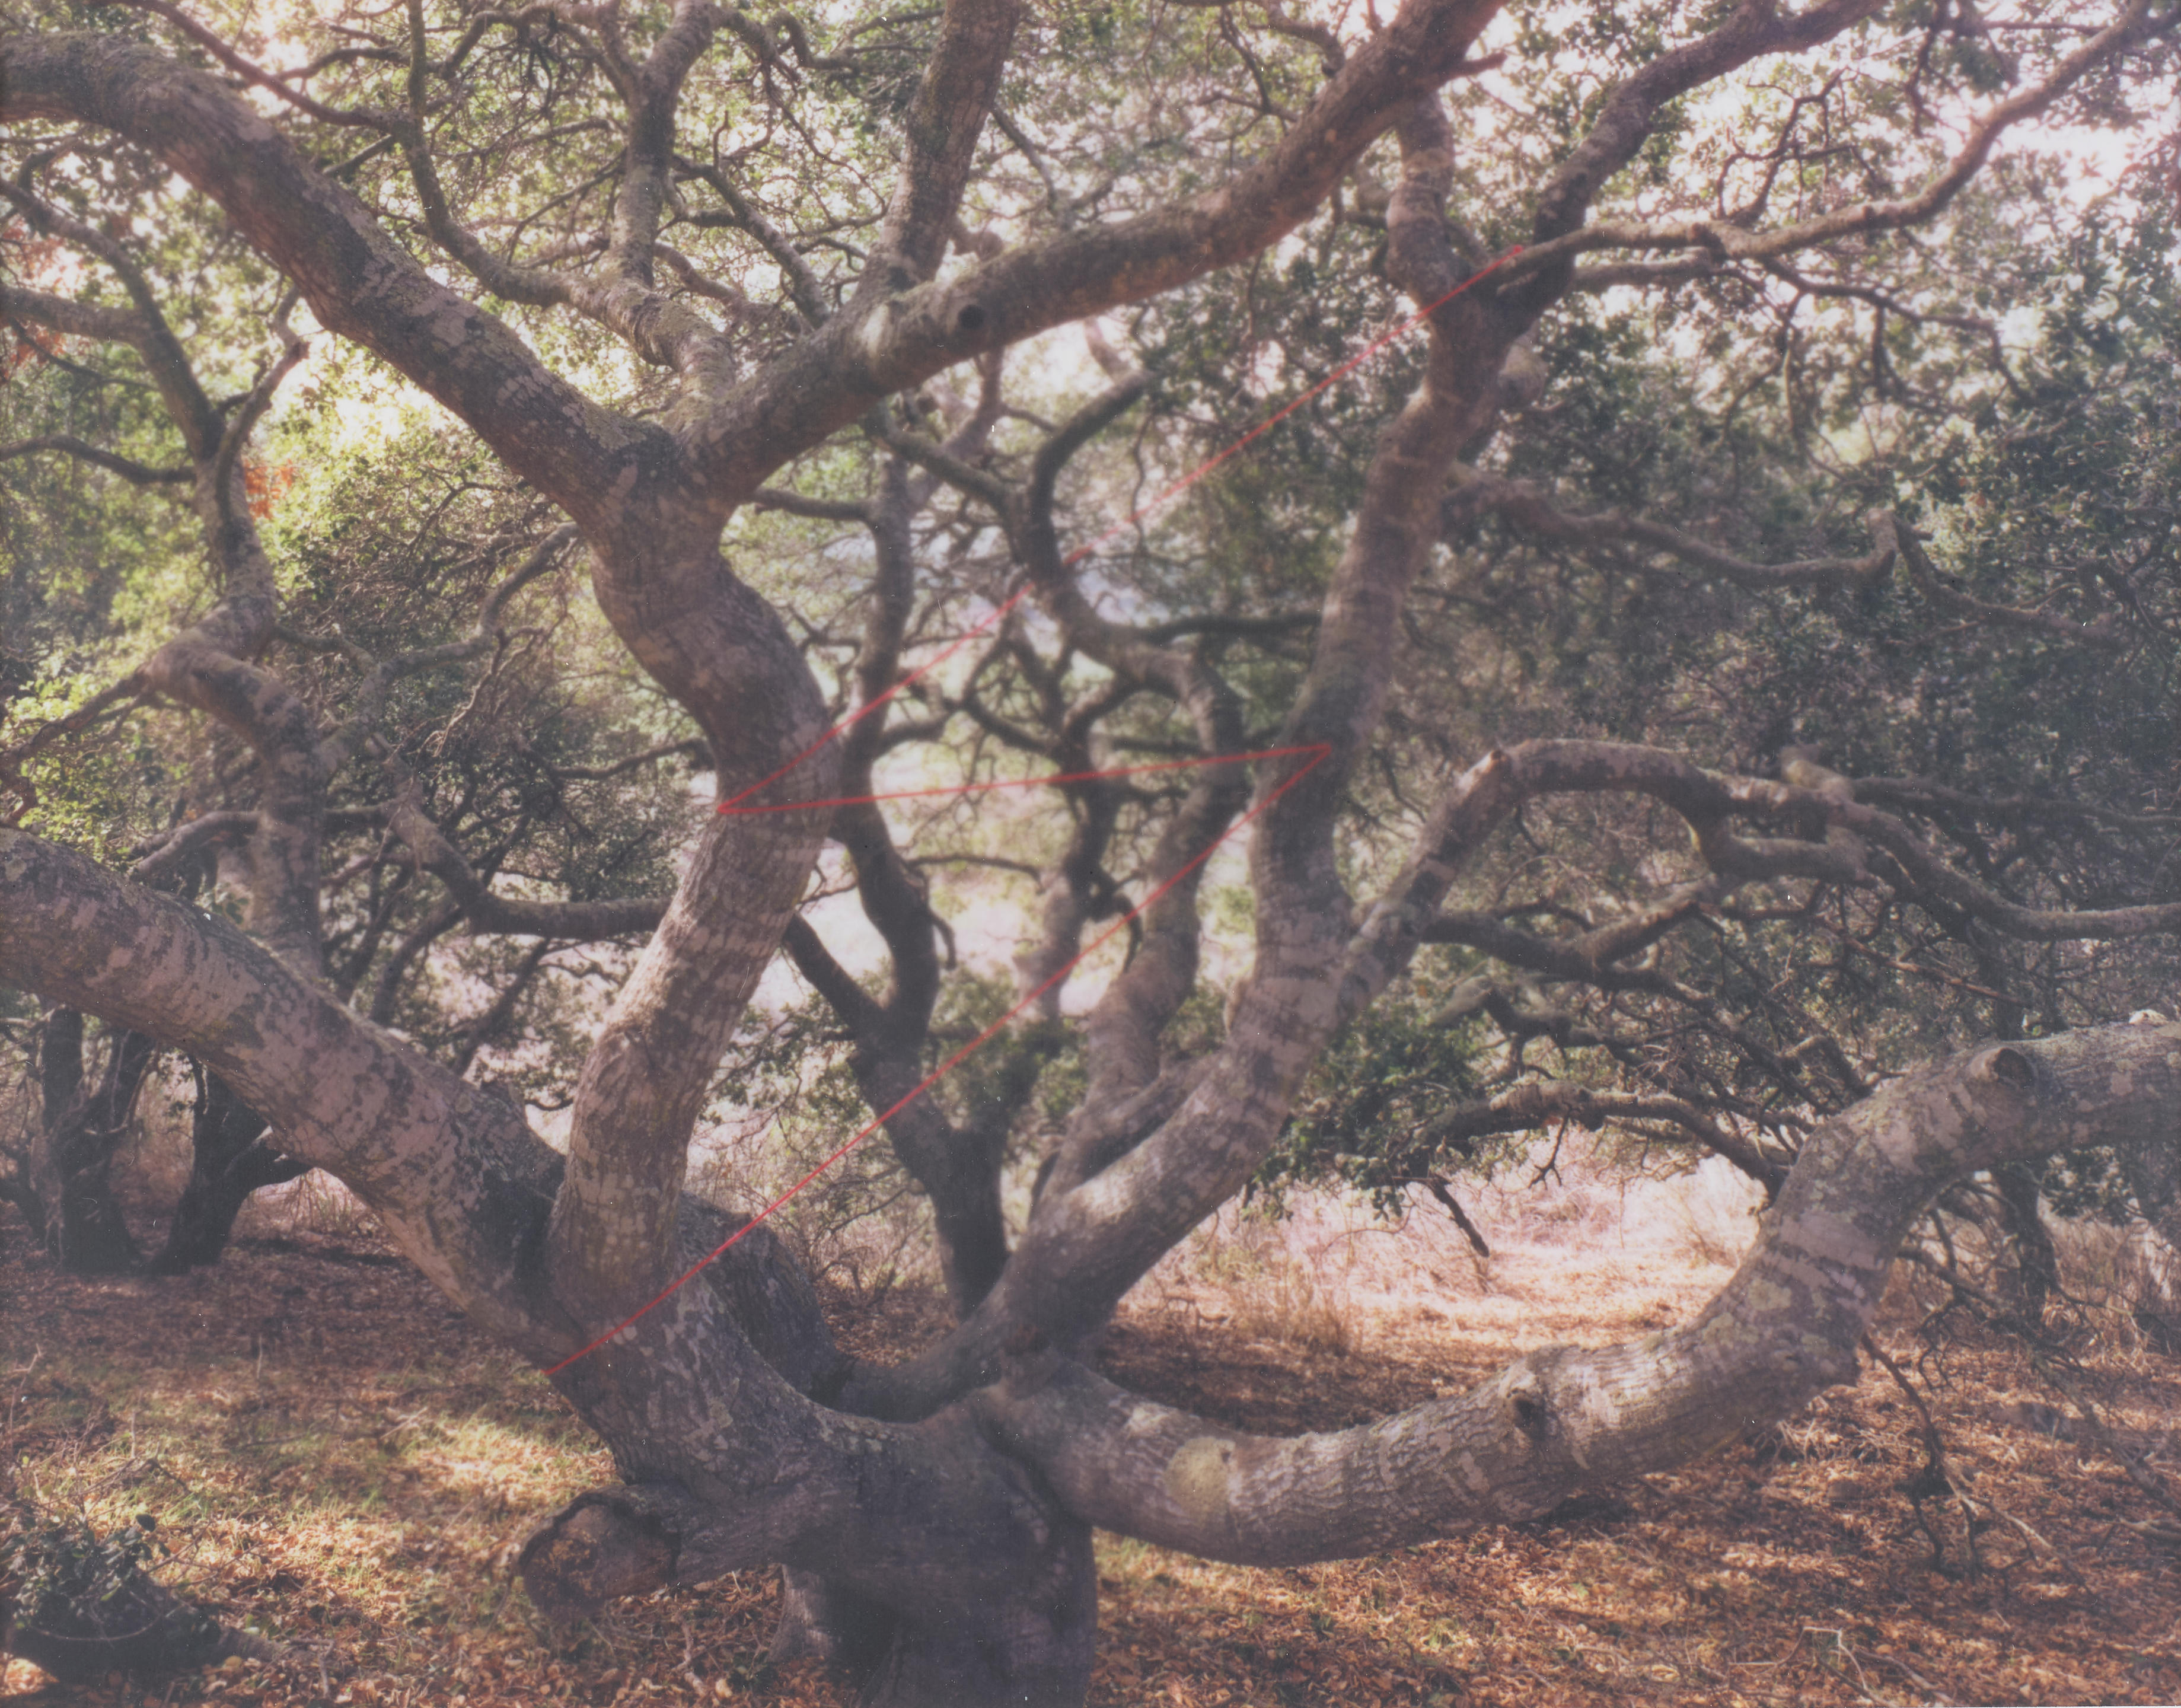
[850,1524,1094,1708]
[23,1011,152,1275]
[1995,1163,2059,1330]
[146,1070,305,1274]
[519,1469,1096,1708]
[13,721,2181,1708]
[768,1569,898,1672]
[2,15,2172,1707]
[767,1528,1096,1708]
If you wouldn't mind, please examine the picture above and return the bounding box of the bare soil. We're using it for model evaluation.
[5,1215,2181,1708]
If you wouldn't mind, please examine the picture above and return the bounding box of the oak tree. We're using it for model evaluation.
[4,0,2180,1700]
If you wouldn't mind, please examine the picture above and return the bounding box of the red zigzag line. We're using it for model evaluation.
[719,246,1521,817]
[547,248,1522,1374]
[546,741,1329,1375]
[716,743,1334,815]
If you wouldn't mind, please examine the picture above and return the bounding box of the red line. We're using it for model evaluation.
[718,743,1330,815]
[719,247,1522,814]
[720,585,1032,811]
[546,743,1331,1374]
[1058,246,1524,569]
[546,252,1525,1374]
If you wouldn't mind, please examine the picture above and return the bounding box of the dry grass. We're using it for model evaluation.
[1169,1216,1369,1361]
[6,1173,2181,1708]
[2048,1218,2181,1349]
[1223,1260,1359,1360]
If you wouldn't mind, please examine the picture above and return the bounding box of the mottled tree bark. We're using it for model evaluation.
[975,1028,2181,1561]
[17,1011,153,1274]
[5,4,2172,1703]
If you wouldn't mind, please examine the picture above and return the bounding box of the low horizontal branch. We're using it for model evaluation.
[0,434,192,485]
[1407,740,2181,949]
[979,1023,2181,1563]
[1421,1080,1786,1192]
[384,783,667,941]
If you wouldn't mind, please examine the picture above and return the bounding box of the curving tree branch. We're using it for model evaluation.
[1498,0,2164,292]
[977,1023,2181,1562]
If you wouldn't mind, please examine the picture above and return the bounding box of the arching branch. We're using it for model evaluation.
[0,434,190,486]
[980,1024,2181,1563]
[1500,1,2164,292]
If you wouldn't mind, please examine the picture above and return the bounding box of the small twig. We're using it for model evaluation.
[1864,1333,1971,1575]
[1979,1494,2088,1588]
[2033,1353,2181,1524]
[1899,1242,2062,1325]
[1874,1649,1956,1704]
[679,1610,703,1696]
[5,1346,44,1441]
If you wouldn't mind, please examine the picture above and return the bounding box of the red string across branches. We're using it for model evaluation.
[543,247,1521,1376]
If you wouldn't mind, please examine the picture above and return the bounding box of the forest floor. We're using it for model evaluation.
[5,1173,2181,1708]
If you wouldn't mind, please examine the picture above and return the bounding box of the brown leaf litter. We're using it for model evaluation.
[5,1226,2180,1707]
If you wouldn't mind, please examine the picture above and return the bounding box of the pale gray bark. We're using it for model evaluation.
[977,1025,2181,1562]
[5,3,2176,1702]
[12,820,2179,1681]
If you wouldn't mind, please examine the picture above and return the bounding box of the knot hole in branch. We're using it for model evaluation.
[1979,1046,2037,1092]
[1508,1388,1552,1445]
[517,1493,677,1624]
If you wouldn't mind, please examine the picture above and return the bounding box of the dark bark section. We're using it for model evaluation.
[12,1011,154,1274]
[2122,1121,2181,1263]
[774,448,1020,1314]
[518,1461,1096,1708]
[145,1068,306,1274]
[767,1569,897,1673]
[853,1519,1092,1708]
[1995,1164,2059,1330]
